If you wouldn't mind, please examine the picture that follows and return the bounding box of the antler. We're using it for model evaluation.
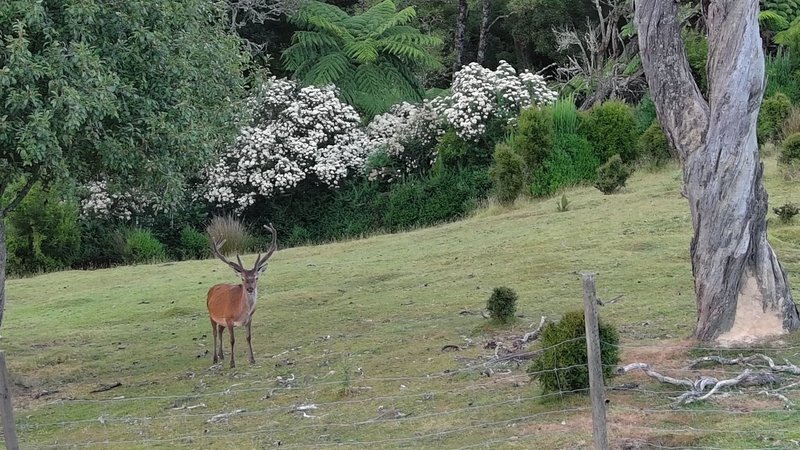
[210,237,245,273]
[254,223,278,271]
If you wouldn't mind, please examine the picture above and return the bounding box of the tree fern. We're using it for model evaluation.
[761,10,791,31]
[282,0,442,118]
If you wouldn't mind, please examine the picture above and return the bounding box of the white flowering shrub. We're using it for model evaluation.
[363,100,444,182]
[436,61,557,141]
[206,77,369,210]
[80,180,153,221]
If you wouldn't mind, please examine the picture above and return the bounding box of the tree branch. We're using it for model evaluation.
[2,174,39,216]
[636,0,709,162]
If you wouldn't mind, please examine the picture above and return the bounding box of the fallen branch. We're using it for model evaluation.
[90,382,122,394]
[618,363,778,405]
[688,354,800,375]
[512,316,548,349]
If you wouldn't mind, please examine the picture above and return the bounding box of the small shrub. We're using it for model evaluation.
[556,194,570,212]
[206,215,252,255]
[594,155,631,194]
[530,144,576,197]
[774,203,800,223]
[178,227,210,260]
[781,132,800,164]
[758,92,792,145]
[637,120,673,167]
[514,107,554,172]
[583,100,639,163]
[123,229,166,264]
[487,287,518,324]
[683,30,708,94]
[489,143,527,206]
[634,94,657,134]
[557,133,599,182]
[527,310,620,394]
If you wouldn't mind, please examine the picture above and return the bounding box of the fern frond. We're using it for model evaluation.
[371,7,417,36]
[291,31,341,51]
[761,10,791,31]
[306,52,353,85]
[377,40,441,69]
[343,40,378,63]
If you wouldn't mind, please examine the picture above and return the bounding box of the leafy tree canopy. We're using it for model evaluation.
[282,0,442,118]
[0,0,251,209]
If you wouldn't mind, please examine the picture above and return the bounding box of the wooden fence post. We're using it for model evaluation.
[582,273,609,450]
[0,351,19,450]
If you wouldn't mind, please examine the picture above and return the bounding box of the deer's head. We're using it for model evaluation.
[211,224,277,294]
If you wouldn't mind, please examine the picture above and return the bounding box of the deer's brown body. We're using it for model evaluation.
[207,224,276,368]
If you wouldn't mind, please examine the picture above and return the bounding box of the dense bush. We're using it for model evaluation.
[122,229,167,264]
[758,92,793,145]
[487,286,518,324]
[766,53,800,103]
[529,133,597,197]
[434,129,491,171]
[514,107,554,172]
[551,96,579,136]
[527,310,620,394]
[782,107,800,138]
[489,143,527,205]
[637,121,673,167]
[583,100,638,163]
[781,132,800,164]
[559,133,599,182]
[383,169,490,231]
[634,94,658,134]
[594,155,631,194]
[6,184,81,275]
[178,227,210,260]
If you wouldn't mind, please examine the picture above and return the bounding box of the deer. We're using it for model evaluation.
[207,224,277,368]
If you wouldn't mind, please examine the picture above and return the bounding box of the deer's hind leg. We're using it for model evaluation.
[246,321,255,364]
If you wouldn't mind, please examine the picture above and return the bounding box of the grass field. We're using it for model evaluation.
[3,158,800,448]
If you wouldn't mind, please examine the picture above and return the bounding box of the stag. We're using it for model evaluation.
[207,224,277,368]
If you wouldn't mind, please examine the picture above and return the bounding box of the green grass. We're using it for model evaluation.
[3,158,800,448]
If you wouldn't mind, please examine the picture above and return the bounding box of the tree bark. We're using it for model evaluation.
[453,0,468,74]
[477,0,491,65]
[636,0,800,342]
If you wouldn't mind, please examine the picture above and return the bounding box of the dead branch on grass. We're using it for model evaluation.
[618,363,780,405]
[687,353,800,375]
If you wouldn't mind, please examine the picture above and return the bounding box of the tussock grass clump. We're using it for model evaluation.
[206,215,253,255]
[528,310,620,394]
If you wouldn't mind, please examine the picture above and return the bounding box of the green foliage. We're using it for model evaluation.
[556,194,571,212]
[514,107,554,172]
[6,184,80,275]
[758,92,793,145]
[486,287,518,324]
[506,0,596,64]
[583,100,639,163]
[530,143,576,197]
[178,228,210,261]
[558,133,599,183]
[489,143,527,206]
[637,121,673,167]
[782,107,800,138]
[528,310,620,394]
[763,0,800,27]
[551,96,579,137]
[635,94,658,134]
[434,130,490,171]
[774,203,800,223]
[781,132,800,164]
[760,10,791,32]
[683,30,708,94]
[383,169,490,231]
[765,52,800,103]
[121,229,167,264]
[594,155,631,195]
[0,0,250,211]
[283,0,442,117]
[206,215,253,255]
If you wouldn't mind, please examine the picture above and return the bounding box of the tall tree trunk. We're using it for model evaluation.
[636,0,800,342]
[0,214,6,328]
[453,0,468,74]
[477,0,491,65]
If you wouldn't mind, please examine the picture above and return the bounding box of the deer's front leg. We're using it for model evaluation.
[246,321,255,364]
[226,319,236,368]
